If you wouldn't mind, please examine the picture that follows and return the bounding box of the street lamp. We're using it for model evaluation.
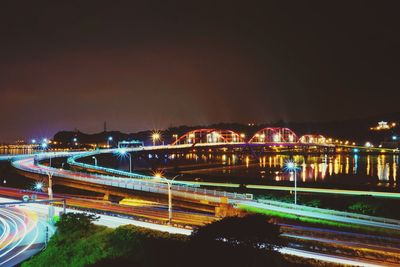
[284,160,299,205]
[34,181,44,191]
[152,133,161,146]
[92,156,98,166]
[153,172,182,224]
[118,149,132,173]
[107,136,113,148]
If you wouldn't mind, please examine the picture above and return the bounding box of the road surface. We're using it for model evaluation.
[0,204,54,267]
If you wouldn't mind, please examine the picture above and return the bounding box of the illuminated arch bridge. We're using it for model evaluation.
[248,127,298,143]
[171,128,328,146]
[171,128,244,145]
[298,134,327,144]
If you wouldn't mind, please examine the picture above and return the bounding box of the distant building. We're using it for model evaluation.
[370,121,396,131]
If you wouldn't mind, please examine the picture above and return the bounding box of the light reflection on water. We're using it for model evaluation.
[0,148,36,155]
[169,153,399,188]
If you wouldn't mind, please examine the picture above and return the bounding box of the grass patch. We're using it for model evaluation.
[239,204,400,237]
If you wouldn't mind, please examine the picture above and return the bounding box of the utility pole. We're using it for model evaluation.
[47,172,54,220]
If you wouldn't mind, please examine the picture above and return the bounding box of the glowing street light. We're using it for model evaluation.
[92,156,98,166]
[118,149,132,172]
[284,160,300,205]
[365,142,372,148]
[106,136,113,148]
[152,132,161,146]
[41,142,48,150]
[34,181,44,191]
[31,139,36,144]
[393,135,398,141]
[153,172,183,224]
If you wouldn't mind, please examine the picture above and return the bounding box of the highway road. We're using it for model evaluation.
[6,151,400,266]
[1,197,393,267]
[0,187,215,227]
[0,203,54,267]
[11,152,400,231]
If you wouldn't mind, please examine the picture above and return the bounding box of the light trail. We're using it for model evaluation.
[279,247,386,267]
[0,197,396,266]
[0,205,54,267]
[246,184,400,198]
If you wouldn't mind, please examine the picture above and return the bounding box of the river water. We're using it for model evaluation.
[158,153,399,191]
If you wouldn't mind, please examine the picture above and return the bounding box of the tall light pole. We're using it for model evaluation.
[92,156,97,166]
[46,172,55,220]
[284,160,299,205]
[152,133,160,146]
[47,172,53,200]
[127,153,132,173]
[118,149,132,173]
[107,136,113,148]
[154,173,182,224]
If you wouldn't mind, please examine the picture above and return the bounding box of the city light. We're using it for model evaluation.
[31,139,36,144]
[152,170,164,178]
[392,135,397,141]
[365,142,372,148]
[41,142,48,149]
[151,132,161,146]
[108,136,113,141]
[118,148,127,155]
[34,181,43,191]
[283,159,300,205]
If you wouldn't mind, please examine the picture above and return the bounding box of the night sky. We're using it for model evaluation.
[1,1,399,142]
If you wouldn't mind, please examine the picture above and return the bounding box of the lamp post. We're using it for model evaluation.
[284,160,299,205]
[46,172,55,220]
[154,173,182,224]
[127,153,132,173]
[152,133,160,146]
[107,136,113,148]
[92,156,97,166]
[118,149,132,173]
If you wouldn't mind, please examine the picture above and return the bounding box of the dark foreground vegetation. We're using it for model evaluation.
[22,213,316,267]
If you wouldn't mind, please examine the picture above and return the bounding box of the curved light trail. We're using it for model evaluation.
[0,206,54,267]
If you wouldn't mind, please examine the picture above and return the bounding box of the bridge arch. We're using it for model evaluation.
[298,134,327,144]
[248,127,298,143]
[171,129,243,145]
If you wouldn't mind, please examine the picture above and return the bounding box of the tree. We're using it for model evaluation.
[191,214,285,251]
[56,213,99,236]
[188,214,287,267]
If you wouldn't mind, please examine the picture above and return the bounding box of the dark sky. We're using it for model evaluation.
[1,1,399,142]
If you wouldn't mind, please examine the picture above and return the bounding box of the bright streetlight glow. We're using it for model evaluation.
[117,149,132,172]
[34,182,43,191]
[152,172,183,224]
[284,160,300,205]
[152,132,161,146]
